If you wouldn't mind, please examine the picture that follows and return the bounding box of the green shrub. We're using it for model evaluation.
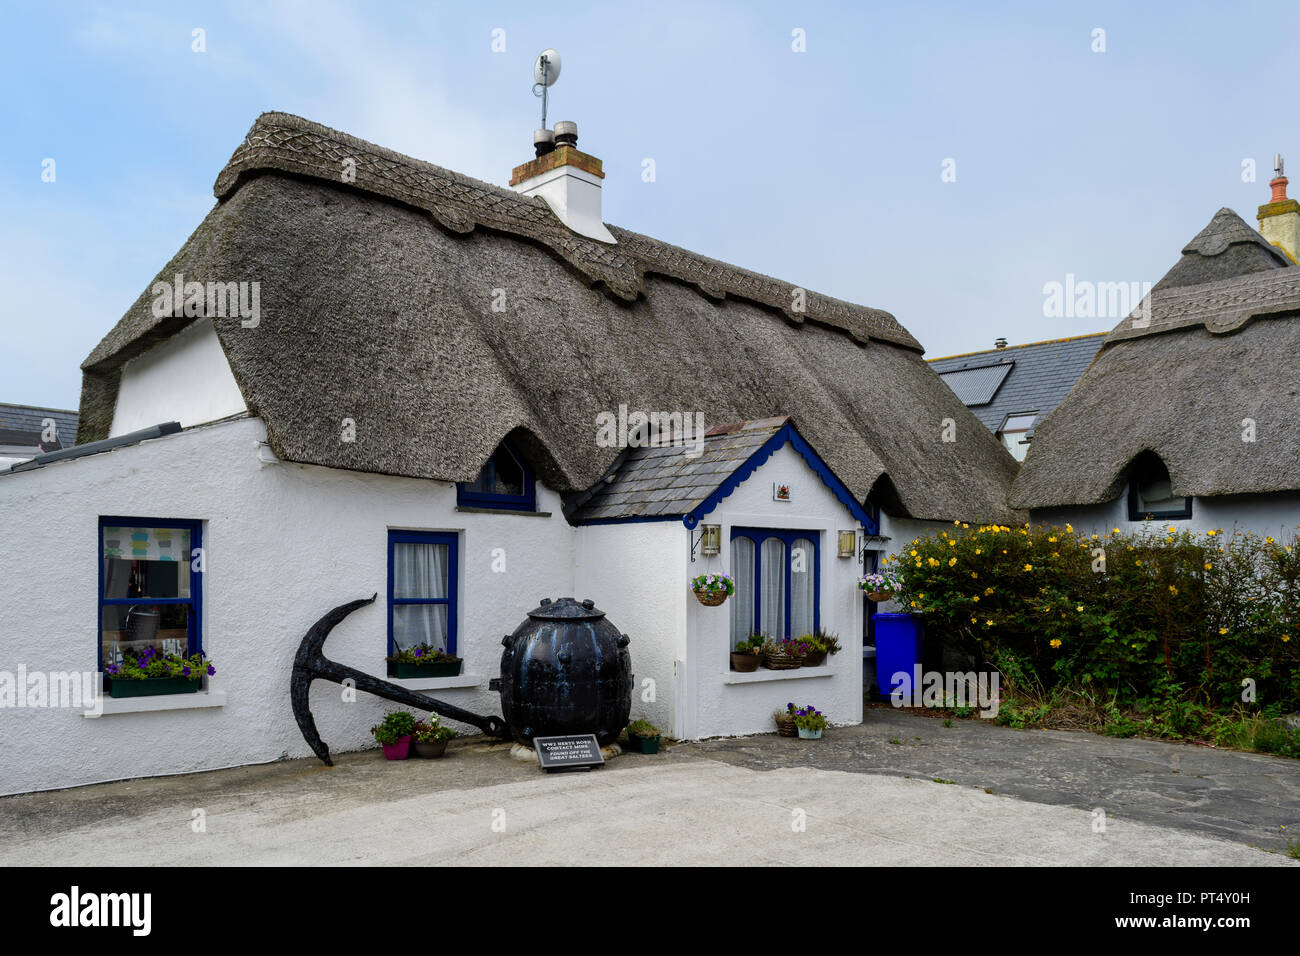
[889,523,1300,713]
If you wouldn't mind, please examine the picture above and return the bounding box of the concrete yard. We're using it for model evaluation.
[2,710,1297,866]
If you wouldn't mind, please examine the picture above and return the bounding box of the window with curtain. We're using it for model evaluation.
[388,530,458,658]
[729,528,820,643]
[457,443,536,511]
[99,518,202,670]
[1127,451,1192,520]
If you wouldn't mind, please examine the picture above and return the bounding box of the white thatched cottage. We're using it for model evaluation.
[0,112,1017,795]
[1012,173,1300,537]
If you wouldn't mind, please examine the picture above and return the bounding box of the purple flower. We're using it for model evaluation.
[206,664,216,676]
[182,666,191,677]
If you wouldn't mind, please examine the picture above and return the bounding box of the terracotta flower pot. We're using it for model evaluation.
[730,652,761,672]
[380,735,412,760]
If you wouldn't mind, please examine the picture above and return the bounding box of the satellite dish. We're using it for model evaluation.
[533,50,561,87]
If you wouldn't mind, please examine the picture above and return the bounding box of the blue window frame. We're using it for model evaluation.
[98,517,203,671]
[457,443,536,511]
[730,527,820,641]
[387,530,459,659]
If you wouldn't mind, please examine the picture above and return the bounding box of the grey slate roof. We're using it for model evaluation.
[0,404,77,450]
[567,417,788,522]
[928,334,1105,433]
[74,112,1023,523]
[1011,206,1300,509]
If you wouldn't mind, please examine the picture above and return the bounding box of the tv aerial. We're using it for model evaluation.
[532,49,562,129]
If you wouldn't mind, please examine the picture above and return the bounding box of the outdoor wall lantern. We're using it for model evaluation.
[837,529,857,558]
[700,524,722,556]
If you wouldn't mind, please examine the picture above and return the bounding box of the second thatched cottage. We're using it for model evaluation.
[1013,170,1300,537]
[0,112,1017,794]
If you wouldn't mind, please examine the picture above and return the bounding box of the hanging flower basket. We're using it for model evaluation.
[860,571,900,604]
[691,572,735,607]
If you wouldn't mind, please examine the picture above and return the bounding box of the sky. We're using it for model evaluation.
[3,0,1298,409]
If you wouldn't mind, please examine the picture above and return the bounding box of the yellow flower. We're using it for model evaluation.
[1076,605,1084,612]
[1048,536,1057,543]
[970,571,978,578]
[1218,628,1228,635]
[1065,523,1073,533]
[1167,525,1176,533]
[985,620,993,627]
[954,520,961,525]
[1206,529,1218,537]
[1135,559,1142,566]
[949,540,956,547]
[910,601,918,608]
[910,549,918,557]
[1204,563,1212,570]
[1052,552,1059,558]
[970,617,978,624]
[1282,634,1291,643]
[961,523,969,529]
[1131,643,1139,649]
[928,557,939,567]
[972,595,980,602]
[1112,528,1121,534]
[1168,585,1178,595]
[1023,564,1033,572]
[948,557,957,566]
[984,587,994,595]
[975,548,982,555]
[1049,639,1062,648]
[1266,536,1275,544]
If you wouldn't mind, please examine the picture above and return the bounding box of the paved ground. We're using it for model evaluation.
[1,711,1297,865]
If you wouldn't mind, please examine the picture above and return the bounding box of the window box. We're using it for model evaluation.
[107,676,201,699]
[387,658,463,679]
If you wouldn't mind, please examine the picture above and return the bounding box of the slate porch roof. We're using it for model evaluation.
[927,333,1106,434]
[564,416,875,530]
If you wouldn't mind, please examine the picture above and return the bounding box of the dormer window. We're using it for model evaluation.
[997,411,1037,462]
[457,443,536,511]
[1127,452,1192,521]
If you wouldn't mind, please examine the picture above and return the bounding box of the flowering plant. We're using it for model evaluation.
[412,715,456,744]
[104,647,214,681]
[372,710,416,745]
[691,572,735,596]
[802,631,843,655]
[763,636,809,658]
[735,633,765,655]
[792,704,827,732]
[386,642,460,665]
[859,570,900,594]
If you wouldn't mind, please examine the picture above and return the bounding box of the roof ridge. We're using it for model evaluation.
[212,112,921,352]
[927,331,1107,363]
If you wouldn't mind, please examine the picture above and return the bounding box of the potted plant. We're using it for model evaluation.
[371,710,417,760]
[793,704,828,739]
[801,631,842,667]
[386,642,462,679]
[411,715,456,758]
[859,570,900,603]
[773,702,799,737]
[625,718,663,754]
[691,571,735,607]
[730,634,764,672]
[762,636,807,670]
[103,647,215,698]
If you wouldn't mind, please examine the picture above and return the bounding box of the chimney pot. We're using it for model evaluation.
[533,128,556,158]
[554,121,578,149]
[1258,158,1300,264]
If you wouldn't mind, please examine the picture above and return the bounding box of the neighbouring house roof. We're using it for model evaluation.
[75,111,1020,523]
[0,403,77,450]
[565,416,876,529]
[1011,207,1300,509]
[928,334,1106,433]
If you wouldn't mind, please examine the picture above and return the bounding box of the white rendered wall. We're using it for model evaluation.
[573,522,685,737]
[1031,487,1300,542]
[109,319,247,437]
[0,416,578,796]
[682,443,866,739]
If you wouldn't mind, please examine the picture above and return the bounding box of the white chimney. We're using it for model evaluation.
[510,121,615,244]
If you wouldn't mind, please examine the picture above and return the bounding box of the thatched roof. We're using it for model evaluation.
[78,112,1019,523]
[1012,208,1300,509]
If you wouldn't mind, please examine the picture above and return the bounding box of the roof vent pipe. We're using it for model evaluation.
[533,129,556,157]
[994,337,1008,349]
